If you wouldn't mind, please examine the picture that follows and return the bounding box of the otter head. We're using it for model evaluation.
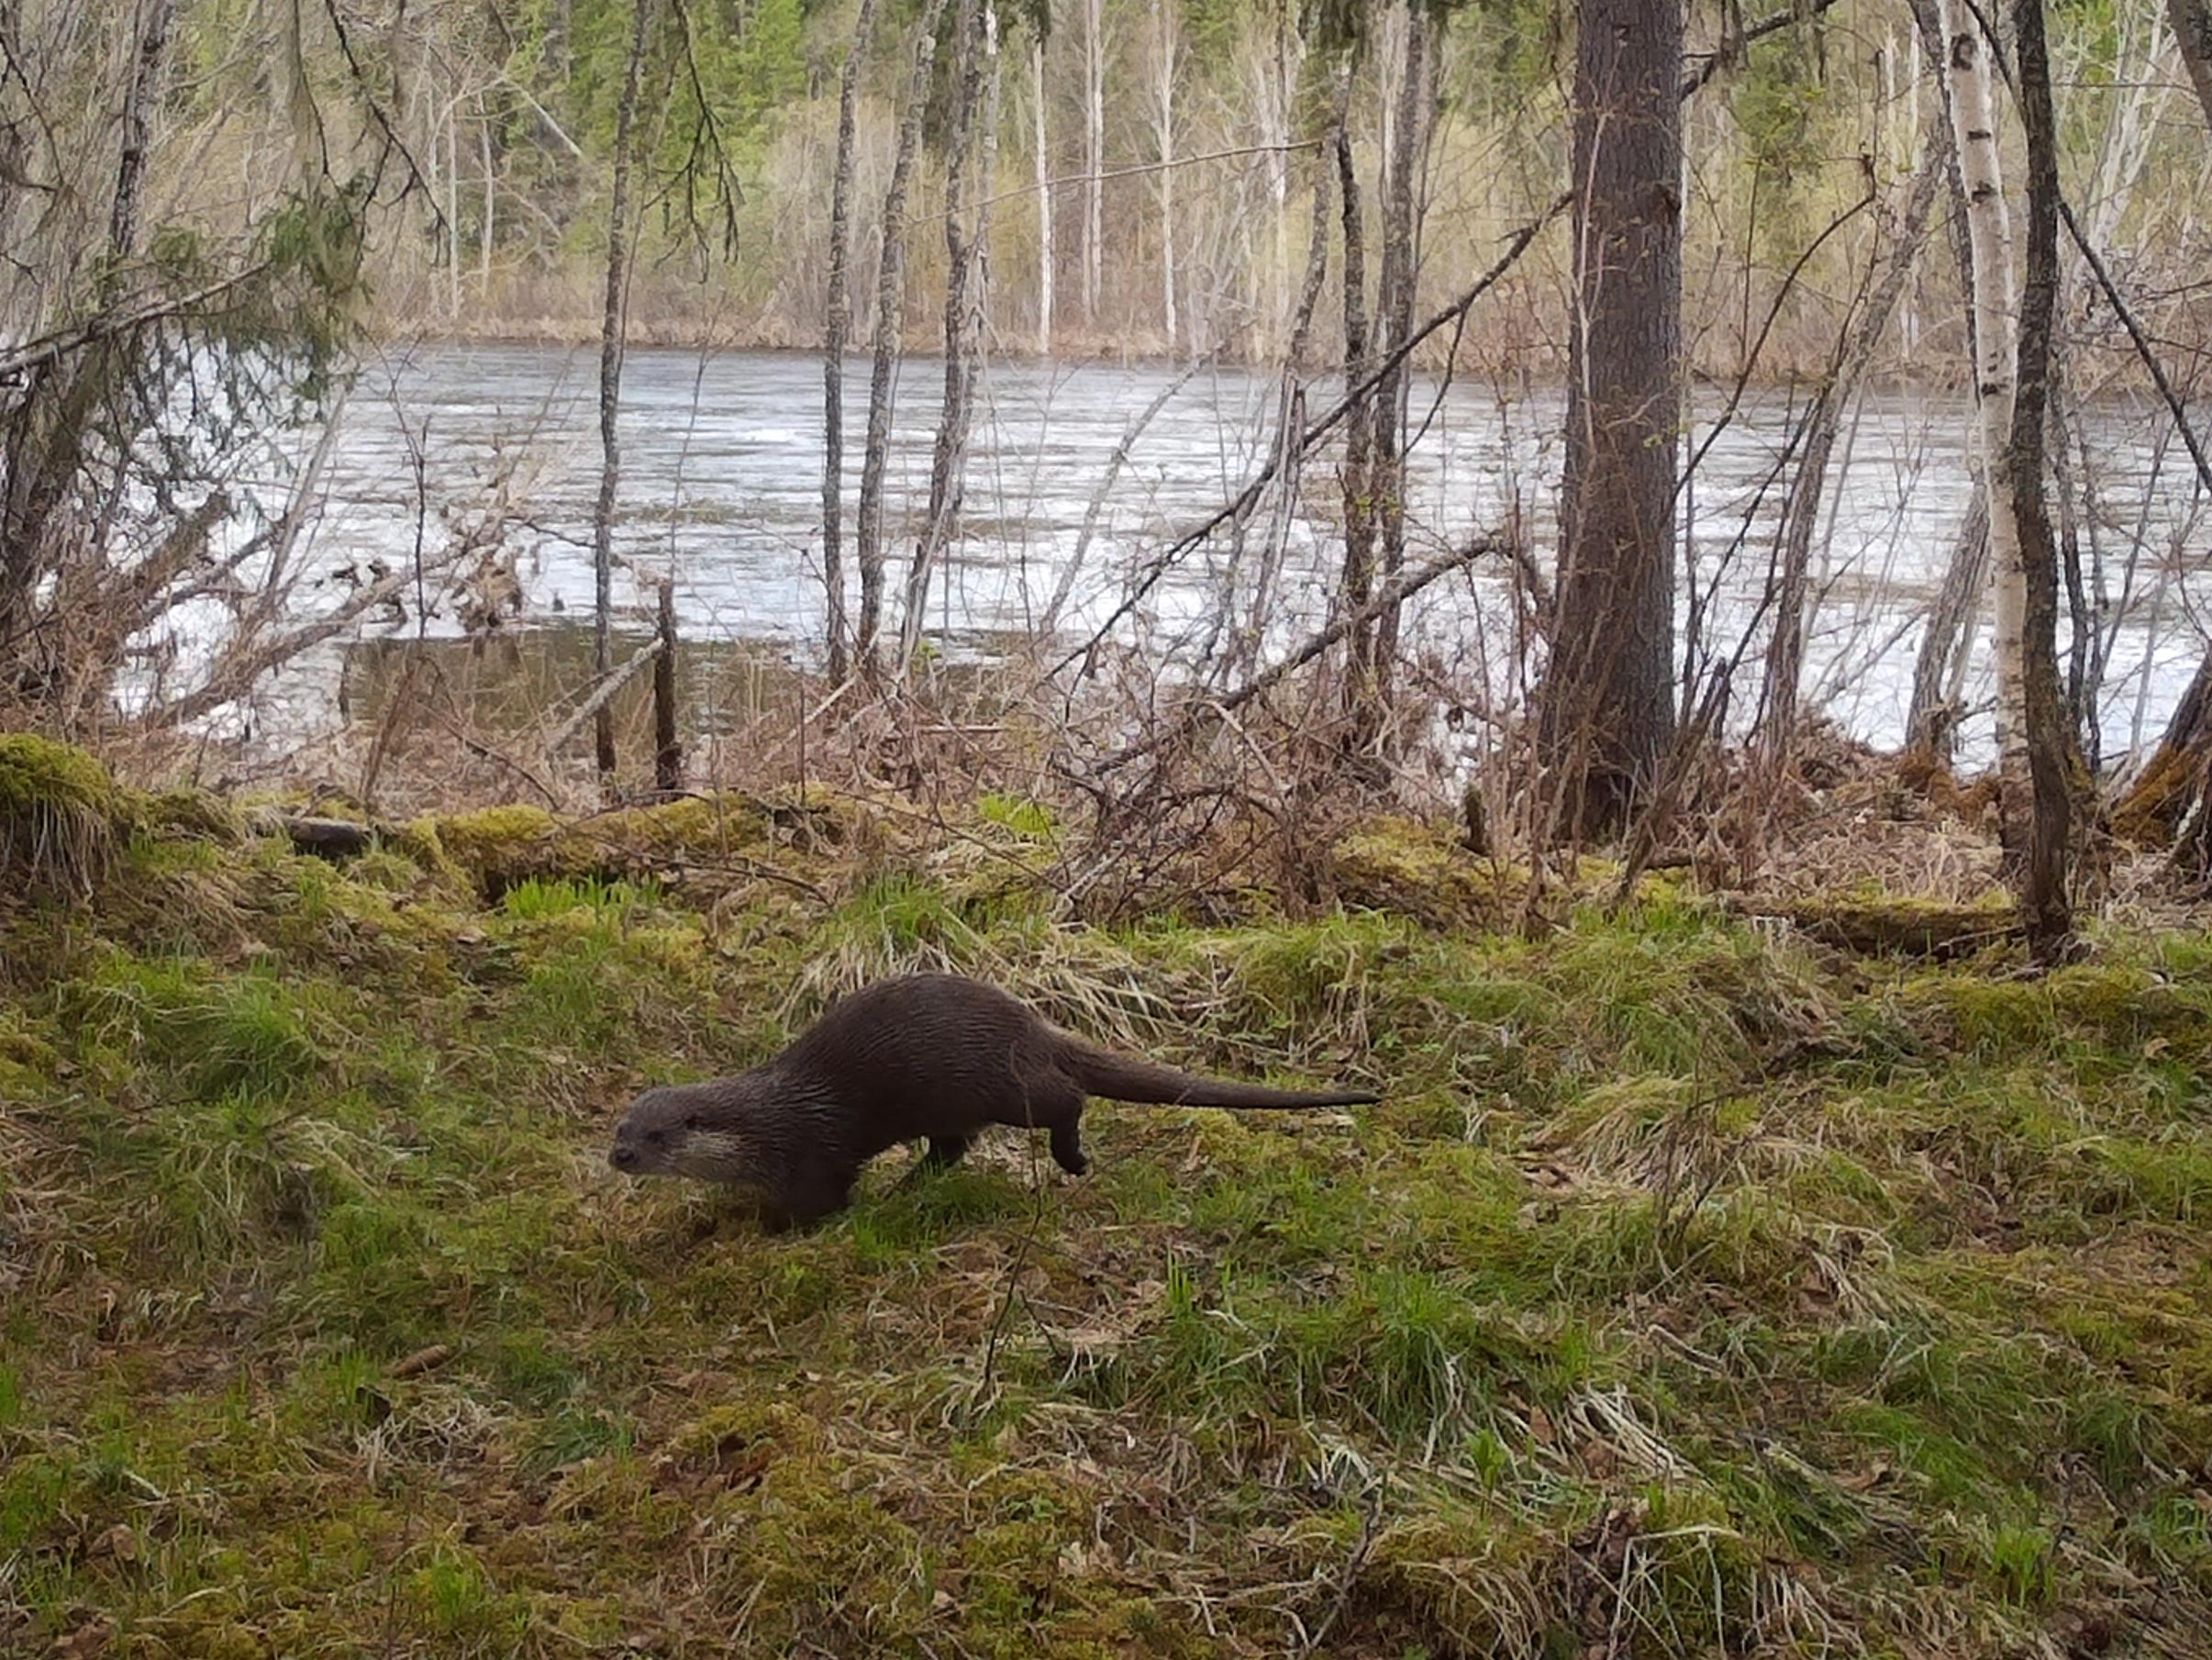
[609,1080,761,1185]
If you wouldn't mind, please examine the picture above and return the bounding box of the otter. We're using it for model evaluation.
[607,972,1377,1230]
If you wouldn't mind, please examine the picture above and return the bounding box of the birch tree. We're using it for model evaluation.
[1034,35,1055,353]
[1935,0,2031,843]
[1151,0,1180,351]
[1082,0,1106,328]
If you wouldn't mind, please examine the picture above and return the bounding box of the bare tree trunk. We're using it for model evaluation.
[1269,6,1297,348]
[1245,126,1334,672]
[1534,0,1683,841]
[109,0,179,264]
[480,111,496,295]
[2134,0,2212,835]
[2009,0,2080,956]
[1365,4,1434,722]
[854,0,954,674]
[1151,0,1178,352]
[901,0,992,667]
[821,0,882,685]
[1333,98,1378,722]
[1939,0,2030,849]
[594,0,652,789]
[1033,34,1053,354]
[653,576,682,792]
[447,103,462,318]
[1763,147,1943,756]
[1082,0,1105,329]
[1906,491,1990,756]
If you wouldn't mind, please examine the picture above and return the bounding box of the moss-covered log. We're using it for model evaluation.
[1728,893,2023,958]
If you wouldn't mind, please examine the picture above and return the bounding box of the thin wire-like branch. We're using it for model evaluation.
[1053,194,1571,679]
[944,141,1321,225]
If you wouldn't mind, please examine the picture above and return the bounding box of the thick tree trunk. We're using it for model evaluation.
[820,0,881,684]
[109,0,179,263]
[0,0,176,662]
[2009,0,2080,955]
[1033,36,1053,354]
[901,0,993,667]
[1534,0,1683,841]
[2113,652,2212,844]
[853,0,954,674]
[2149,0,2212,829]
[1938,0,2031,850]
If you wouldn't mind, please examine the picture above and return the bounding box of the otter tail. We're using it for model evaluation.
[1068,1043,1378,1109]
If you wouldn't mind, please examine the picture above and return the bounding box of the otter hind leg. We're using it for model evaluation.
[1048,1119,1090,1177]
[921,1133,975,1171]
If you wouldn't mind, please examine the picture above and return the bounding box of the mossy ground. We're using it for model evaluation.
[3,772,2210,1656]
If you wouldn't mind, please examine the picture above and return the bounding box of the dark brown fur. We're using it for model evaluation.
[608,973,1378,1229]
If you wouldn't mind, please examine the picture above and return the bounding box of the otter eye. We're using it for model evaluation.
[645,1129,664,1146]
[684,1114,701,1131]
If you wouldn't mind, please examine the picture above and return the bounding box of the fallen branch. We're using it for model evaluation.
[546,639,663,757]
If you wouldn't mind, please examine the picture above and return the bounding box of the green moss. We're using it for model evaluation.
[1330,814,1506,927]
[0,734,119,897]
[426,803,563,892]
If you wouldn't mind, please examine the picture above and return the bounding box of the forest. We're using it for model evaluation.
[6,0,2212,1655]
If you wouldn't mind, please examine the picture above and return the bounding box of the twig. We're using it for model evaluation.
[1679,0,1844,98]
[1095,537,1506,774]
[1294,1483,1384,1659]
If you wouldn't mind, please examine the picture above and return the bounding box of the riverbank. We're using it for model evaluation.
[5,738,2210,1656]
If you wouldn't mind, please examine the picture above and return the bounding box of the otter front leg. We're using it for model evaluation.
[756,1166,856,1233]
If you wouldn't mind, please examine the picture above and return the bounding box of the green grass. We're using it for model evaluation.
[3,790,2210,1656]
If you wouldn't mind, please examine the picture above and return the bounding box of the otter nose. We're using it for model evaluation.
[610,1143,639,1171]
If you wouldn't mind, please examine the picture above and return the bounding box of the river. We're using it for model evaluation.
[248,342,2207,767]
